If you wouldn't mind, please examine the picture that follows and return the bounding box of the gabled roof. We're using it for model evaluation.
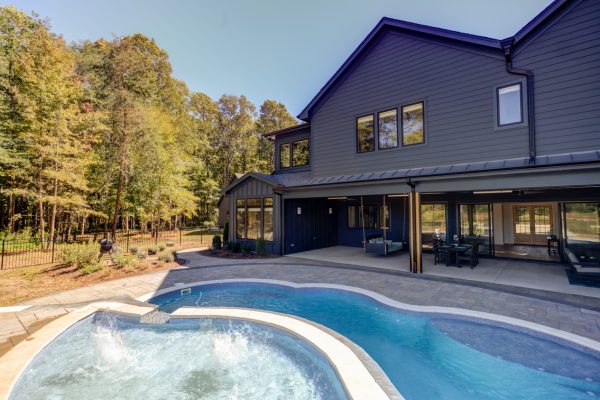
[297,0,573,121]
[263,122,310,139]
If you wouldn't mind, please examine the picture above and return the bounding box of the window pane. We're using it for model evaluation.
[347,205,356,228]
[498,84,522,125]
[402,102,424,145]
[565,203,600,244]
[263,197,273,241]
[378,109,398,149]
[515,207,531,234]
[421,204,446,243]
[534,207,551,236]
[292,139,309,166]
[247,198,261,240]
[236,199,246,239]
[357,115,375,153]
[280,143,290,168]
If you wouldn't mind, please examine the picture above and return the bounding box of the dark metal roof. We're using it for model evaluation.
[262,123,310,139]
[297,0,571,121]
[225,150,600,193]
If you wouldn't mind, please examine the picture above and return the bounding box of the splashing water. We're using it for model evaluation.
[9,313,348,400]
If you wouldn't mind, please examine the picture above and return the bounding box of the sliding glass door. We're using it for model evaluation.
[562,202,600,258]
[458,203,494,256]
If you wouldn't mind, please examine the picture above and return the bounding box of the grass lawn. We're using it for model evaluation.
[0,257,181,306]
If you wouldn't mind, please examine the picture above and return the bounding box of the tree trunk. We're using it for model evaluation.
[81,214,86,236]
[38,199,45,250]
[7,194,15,232]
[48,177,58,249]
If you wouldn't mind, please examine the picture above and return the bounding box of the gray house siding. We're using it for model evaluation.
[309,30,531,178]
[513,0,600,156]
[228,177,282,254]
[273,127,311,174]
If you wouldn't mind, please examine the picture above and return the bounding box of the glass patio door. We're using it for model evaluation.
[513,205,553,245]
[459,204,494,256]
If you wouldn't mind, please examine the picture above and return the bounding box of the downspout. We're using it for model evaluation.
[501,38,536,165]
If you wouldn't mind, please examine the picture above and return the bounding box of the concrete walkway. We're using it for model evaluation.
[2,249,600,358]
[289,245,600,299]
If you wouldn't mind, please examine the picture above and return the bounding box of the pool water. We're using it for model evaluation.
[151,283,600,400]
[9,312,348,400]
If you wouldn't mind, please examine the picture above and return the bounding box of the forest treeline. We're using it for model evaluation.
[0,6,297,243]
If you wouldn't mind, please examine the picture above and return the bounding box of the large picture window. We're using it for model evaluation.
[246,198,261,240]
[497,83,522,126]
[263,197,274,241]
[292,139,309,167]
[421,204,446,245]
[402,102,424,145]
[347,204,389,229]
[378,109,398,149]
[357,115,375,153]
[236,199,246,239]
[564,203,600,245]
[280,143,291,168]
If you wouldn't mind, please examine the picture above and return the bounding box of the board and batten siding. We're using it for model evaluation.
[228,177,281,254]
[309,30,531,178]
[513,0,600,156]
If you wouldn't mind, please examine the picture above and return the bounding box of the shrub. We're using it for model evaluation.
[223,221,229,246]
[113,253,138,268]
[148,246,159,255]
[166,241,175,247]
[158,243,166,251]
[60,242,101,272]
[136,250,148,260]
[240,243,251,254]
[230,241,241,253]
[80,263,104,275]
[255,238,266,255]
[212,235,222,250]
[158,250,175,263]
[130,246,139,254]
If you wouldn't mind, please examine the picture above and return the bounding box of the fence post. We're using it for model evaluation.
[1,240,4,270]
[51,238,56,263]
[179,229,182,246]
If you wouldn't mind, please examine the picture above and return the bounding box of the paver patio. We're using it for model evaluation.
[1,249,600,358]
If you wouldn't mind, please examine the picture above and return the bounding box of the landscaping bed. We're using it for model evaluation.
[199,248,278,259]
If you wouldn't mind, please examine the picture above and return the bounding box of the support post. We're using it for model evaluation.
[408,184,422,273]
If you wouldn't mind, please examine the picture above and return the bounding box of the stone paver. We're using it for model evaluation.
[1,249,600,358]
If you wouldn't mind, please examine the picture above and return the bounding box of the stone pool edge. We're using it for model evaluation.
[137,278,600,353]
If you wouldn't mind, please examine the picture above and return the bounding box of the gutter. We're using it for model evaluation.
[501,38,536,165]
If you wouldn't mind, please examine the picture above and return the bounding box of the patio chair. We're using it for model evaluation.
[433,240,447,265]
[457,243,479,269]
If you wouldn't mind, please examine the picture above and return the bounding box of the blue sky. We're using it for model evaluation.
[6,0,552,116]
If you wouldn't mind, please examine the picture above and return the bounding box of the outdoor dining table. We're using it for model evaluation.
[440,244,473,267]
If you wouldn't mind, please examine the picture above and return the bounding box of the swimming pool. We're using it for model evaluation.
[8,311,349,400]
[149,281,600,400]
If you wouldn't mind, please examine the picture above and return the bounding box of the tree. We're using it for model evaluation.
[255,100,297,171]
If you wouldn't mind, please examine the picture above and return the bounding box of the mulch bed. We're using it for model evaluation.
[199,249,278,259]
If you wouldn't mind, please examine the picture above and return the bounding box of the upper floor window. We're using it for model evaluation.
[497,83,522,126]
[280,143,291,168]
[402,102,424,145]
[378,109,398,149]
[292,139,309,167]
[357,114,375,153]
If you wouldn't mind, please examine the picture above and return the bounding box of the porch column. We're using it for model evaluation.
[408,188,422,273]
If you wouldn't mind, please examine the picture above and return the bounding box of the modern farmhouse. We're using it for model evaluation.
[223,0,600,274]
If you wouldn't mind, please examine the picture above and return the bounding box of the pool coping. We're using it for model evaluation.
[137,278,600,353]
[0,301,397,400]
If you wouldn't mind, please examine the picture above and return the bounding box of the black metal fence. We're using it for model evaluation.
[0,228,222,270]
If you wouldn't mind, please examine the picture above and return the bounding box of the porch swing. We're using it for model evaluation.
[362,195,406,255]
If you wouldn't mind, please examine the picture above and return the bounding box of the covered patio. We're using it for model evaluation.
[287,245,600,299]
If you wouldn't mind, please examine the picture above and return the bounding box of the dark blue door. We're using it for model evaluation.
[284,198,337,254]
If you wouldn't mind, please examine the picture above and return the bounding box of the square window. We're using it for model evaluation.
[357,115,375,153]
[498,83,522,126]
[378,109,398,149]
[402,102,425,146]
